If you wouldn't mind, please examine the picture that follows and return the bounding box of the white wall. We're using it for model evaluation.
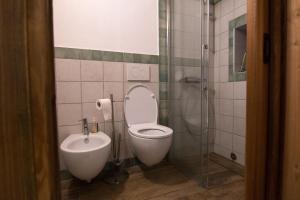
[53,0,159,55]
[213,0,247,166]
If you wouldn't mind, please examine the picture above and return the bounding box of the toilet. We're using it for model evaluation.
[124,84,173,166]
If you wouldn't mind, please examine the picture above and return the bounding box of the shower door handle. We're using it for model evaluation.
[202,44,208,52]
[201,44,208,62]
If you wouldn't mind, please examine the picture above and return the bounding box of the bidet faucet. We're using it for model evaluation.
[80,118,89,136]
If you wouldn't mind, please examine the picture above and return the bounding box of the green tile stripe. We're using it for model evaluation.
[54,47,159,64]
[228,14,247,82]
[159,0,168,125]
[212,0,222,4]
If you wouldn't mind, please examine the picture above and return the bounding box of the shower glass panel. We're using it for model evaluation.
[168,0,212,187]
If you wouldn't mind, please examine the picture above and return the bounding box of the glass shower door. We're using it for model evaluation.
[168,0,211,186]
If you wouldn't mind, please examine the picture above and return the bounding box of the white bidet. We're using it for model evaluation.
[60,132,111,182]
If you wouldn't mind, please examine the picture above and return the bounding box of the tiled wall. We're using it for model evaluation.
[55,50,159,170]
[213,0,247,165]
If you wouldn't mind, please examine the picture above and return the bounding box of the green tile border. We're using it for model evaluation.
[212,0,222,4]
[228,14,247,82]
[159,0,168,125]
[54,47,159,64]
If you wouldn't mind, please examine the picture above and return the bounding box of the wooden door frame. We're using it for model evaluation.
[246,0,286,199]
[0,0,287,199]
[0,0,60,199]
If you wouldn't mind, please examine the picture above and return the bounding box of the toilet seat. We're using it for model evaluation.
[129,123,173,139]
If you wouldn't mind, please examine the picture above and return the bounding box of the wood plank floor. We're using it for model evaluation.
[61,161,245,200]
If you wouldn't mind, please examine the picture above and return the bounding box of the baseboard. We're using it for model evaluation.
[209,152,245,177]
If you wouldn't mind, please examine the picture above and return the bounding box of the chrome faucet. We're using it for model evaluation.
[81,118,89,136]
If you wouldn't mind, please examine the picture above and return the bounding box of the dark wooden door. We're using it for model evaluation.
[0,0,60,199]
[246,0,286,200]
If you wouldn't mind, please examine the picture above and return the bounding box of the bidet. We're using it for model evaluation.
[60,132,111,182]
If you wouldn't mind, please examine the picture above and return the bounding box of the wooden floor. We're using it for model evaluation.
[61,161,245,200]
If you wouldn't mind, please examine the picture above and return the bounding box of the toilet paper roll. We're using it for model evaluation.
[96,99,112,121]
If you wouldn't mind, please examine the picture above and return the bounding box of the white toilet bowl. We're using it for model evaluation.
[60,132,111,182]
[124,85,173,166]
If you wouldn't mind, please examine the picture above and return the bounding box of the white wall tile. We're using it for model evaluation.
[120,139,133,160]
[235,0,247,8]
[173,83,183,100]
[103,62,124,81]
[56,82,81,103]
[234,4,247,18]
[234,152,245,165]
[209,68,215,83]
[234,100,246,118]
[214,83,220,99]
[220,82,233,99]
[215,130,221,145]
[220,0,234,16]
[57,104,82,126]
[82,82,103,103]
[208,129,216,144]
[214,67,220,82]
[150,64,159,82]
[219,99,234,116]
[214,99,220,114]
[58,125,82,144]
[217,115,233,132]
[104,121,124,139]
[220,13,234,33]
[220,31,229,50]
[113,102,124,122]
[184,67,201,79]
[214,18,221,36]
[219,49,229,66]
[93,123,105,133]
[219,66,229,82]
[103,82,124,101]
[214,51,220,67]
[220,131,233,150]
[215,35,220,51]
[214,2,221,19]
[147,83,160,101]
[214,144,231,159]
[55,59,81,81]
[82,102,104,123]
[233,117,246,136]
[233,135,245,154]
[234,81,246,99]
[81,60,103,81]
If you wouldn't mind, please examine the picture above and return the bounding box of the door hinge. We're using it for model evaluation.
[263,33,271,64]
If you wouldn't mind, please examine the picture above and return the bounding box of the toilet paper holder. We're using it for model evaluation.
[104,94,129,185]
[109,94,120,162]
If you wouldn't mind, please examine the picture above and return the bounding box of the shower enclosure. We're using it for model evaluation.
[165,0,242,187]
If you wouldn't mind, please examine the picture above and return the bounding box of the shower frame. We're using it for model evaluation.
[165,0,218,187]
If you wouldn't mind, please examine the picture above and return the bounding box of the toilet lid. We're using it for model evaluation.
[124,85,158,127]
